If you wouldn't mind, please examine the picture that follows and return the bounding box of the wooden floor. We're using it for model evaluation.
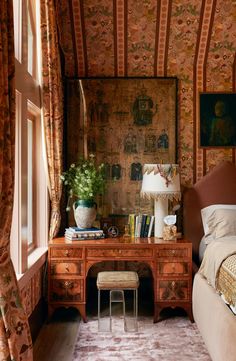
[33,278,157,361]
[33,304,186,361]
[33,308,81,361]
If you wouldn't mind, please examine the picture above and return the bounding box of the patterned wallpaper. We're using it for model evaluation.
[56,0,236,186]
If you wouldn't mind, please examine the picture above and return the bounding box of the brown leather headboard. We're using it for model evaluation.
[183,161,236,265]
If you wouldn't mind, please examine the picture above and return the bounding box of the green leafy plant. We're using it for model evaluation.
[60,154,105,210]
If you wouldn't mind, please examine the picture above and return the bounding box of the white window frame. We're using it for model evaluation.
[27,116,34,251]
[13,0,22,62]
[11,0,48,280]
[27,0,38,79]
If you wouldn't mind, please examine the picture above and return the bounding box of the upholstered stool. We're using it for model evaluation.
[96,271,139,332]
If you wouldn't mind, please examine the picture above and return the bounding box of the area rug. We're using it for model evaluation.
[72,316,211,361]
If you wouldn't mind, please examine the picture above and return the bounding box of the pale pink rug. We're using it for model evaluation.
[72,316,211,361]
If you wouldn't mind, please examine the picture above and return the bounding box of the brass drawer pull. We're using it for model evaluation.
[65,250,70,257]
[62,281,73,289]
[172,250,176,256]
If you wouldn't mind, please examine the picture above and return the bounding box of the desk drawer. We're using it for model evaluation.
[157,280,190,301]
[158,262,189,275]
[87,247,153,258]
[49,279,84,302]
[156,247,190,259]
[50,248,83,259]
[50,261,84,276]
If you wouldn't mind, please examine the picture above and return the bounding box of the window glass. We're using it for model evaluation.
[27,0,37,79]
[13,0,22,61]
[27,10,34,75]
[27,118,33,248]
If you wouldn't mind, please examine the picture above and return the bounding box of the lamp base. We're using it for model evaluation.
[154,198,168,238]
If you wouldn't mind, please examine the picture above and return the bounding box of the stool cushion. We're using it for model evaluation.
[97,271,139,289]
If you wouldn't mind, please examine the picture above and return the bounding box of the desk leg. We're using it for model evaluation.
[47,304,87,323]
[154,302,194,323]
[47,304,54,322]
[77,304,87,323]
[184,303,194,323]
[153,303,161,323]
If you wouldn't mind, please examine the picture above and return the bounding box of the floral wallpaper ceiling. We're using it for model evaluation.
[56,0,236,186]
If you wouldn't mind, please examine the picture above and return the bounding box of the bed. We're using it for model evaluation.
[183,161,236,361]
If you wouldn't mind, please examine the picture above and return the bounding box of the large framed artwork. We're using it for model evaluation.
[199,92,236,148]
[66,77,178,219]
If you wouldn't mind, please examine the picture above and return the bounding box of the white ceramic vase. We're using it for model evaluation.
[73,199,97,229]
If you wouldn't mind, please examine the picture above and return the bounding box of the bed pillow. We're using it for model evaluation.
[199,236,207,262]
[201,204,236,236]
[206,208,236,240]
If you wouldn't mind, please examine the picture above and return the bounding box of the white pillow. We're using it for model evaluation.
[199,236,207,262]
[207,208,236,239]
[201,204,236,236]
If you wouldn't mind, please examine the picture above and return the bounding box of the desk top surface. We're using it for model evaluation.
[50,237,190,246]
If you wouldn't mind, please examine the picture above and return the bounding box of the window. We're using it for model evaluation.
[27,11,34,75]
[27,118,33,248]
[27,0,37,78]
[11,0,48,275]
[13,0,22,61]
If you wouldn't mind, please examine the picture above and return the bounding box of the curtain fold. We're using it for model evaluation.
[0,1,33,360]
[40,0,64,240]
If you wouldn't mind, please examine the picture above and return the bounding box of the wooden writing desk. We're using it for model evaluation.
[48,237,193,322]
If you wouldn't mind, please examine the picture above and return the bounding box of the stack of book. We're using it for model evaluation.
[128,214,155,238]
[65,227,105,241]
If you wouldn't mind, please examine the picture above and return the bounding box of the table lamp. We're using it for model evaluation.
[141,164,181,238]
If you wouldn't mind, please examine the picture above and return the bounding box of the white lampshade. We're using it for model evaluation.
[141,164,181,238]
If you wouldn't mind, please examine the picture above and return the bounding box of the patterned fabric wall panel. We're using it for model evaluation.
[167,1,202,185]
[207,0,236,91]
[56,0,236,185]
[82,0,115,76]
[204,0,236,173]
[127,0,158,76]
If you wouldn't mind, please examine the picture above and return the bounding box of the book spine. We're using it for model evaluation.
[65,231,104,238]
[129,214,135,238]
[135,215,139,237]
[140,214,147,238]
[66,229,103,235]
[137,214,142,237]
[143,215,151,237]
[148,216,155,237]
[65,234,105,241]
[69,227,101,232]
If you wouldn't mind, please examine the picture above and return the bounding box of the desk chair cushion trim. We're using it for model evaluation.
[97,271,139,289]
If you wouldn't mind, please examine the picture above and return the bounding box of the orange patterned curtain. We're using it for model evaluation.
[0,1,33,360]
[40,0,64,240]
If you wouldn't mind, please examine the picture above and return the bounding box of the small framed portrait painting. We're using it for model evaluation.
[199,93,236,147]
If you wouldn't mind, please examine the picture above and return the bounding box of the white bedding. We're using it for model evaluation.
[199,236,236,288]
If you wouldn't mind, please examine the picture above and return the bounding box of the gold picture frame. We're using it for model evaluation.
[199,92,236,148]
[66,77,178,217]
